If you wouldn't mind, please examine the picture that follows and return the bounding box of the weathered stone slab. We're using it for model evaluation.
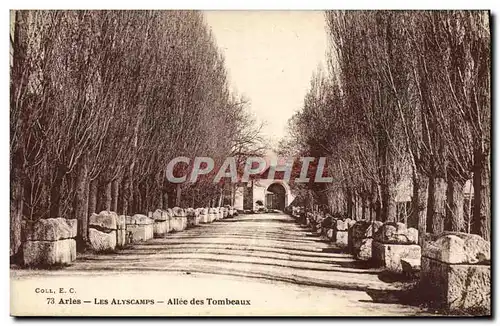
[349,221,382,259]
[116,229,127,247]
[187,215,198,227]
[421,257,490,314]
[208,208,216,223]
[24,218,77,241]
[126,224,154,242]
[154,221,169,237]
[115,215,127,247]
[374,222,418,244]
[89,211,117,231]
[23,239,76,266]
[422,232,490,265]
[126,214,154,226]
[401,257,421,278]
[326,228,334,240]
[116,215,126,230]
[346,218,356,229]
[333,230,348,248]
[372,241,421,273]
[170,216,187,232]
[89,228,117,252]
[353,238,373,261]
[335,219,348,231]
[351,220,372,239]
[152,209,168,221]
[172,207,185,217]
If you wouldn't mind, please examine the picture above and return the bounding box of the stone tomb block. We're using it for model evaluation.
[23,239,77,266]
[22,218,77,266]
[208,208,216,223]
[152,209,170,237]
[170,207,187,232]
[24,217,77,241]
[372,222,421,272]
[372,241,421,273]
[89,211,118,252]
[420,233,490,314]
[350,221,383,261]
[199,207,210,224]
[125,214,154,242]
[332,219,349,248]
[116,215,127,247]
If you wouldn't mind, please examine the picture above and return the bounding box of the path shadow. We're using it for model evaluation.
[219,218,294,224]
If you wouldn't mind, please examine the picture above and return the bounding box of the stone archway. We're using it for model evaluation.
[265,182,287,211]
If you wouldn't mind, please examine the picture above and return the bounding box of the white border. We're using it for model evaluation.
[2,1,498,325]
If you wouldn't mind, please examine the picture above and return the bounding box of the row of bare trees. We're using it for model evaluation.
[10,10,264,259]
[282,11,490,241]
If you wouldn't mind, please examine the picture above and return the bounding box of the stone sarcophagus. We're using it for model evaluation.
[226,206,235,218]
[420,232,490,314]
[89,211,118,252]
[186,208,200,227]
[116,215,127,247]
[349,220,382,261]
[170,207,187,232]
[372,222,420,273]
[125,214,154,242]
[23,218,77,266]
[152,209,170,237]
[199,208,210,224]
[208,208,216,223]
[332,219,349,248]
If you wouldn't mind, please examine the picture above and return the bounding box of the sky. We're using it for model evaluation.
[204,11,329,148]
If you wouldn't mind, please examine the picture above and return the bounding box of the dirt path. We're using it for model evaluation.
[11,213,437,316]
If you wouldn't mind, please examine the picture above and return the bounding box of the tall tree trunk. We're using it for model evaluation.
[10,163,23,261]
[445,177,465,232]
[346,188,353,219]
[49,167,66,218]
[361,194,367,220]
[381,182,397,222]
[432,177,446,234]
[162,190,169,209]
[472,150,490,240]
[88,179,97,216]
[413,171,429,245]
[73,157,89,250]
[118,174,131,215]
[97,180,112,212]
[176,183,181,207]
[426,173,435,233]
[111,178,119,213]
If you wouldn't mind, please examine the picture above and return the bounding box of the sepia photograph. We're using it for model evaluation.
[8,7,492,317]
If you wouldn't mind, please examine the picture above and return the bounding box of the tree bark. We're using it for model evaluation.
[432,177,446,235]
[118,175,131,215]
[346,188,353,219]
[413,171,429,245]
[176,183,181,207]
[10,164,23,260]
[111,179,119,213]
[381,182,397,222]
[97,180,112,212]
[445,178,465,232]
[472,150,490,240]
[49,167,66,218]
[426,174,435,233]
[73,157,89,250]
[88,179,98,216]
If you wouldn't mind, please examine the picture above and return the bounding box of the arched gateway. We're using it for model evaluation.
[233,169,294,212]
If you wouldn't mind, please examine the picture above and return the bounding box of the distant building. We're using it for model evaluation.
[233,166,295,211]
